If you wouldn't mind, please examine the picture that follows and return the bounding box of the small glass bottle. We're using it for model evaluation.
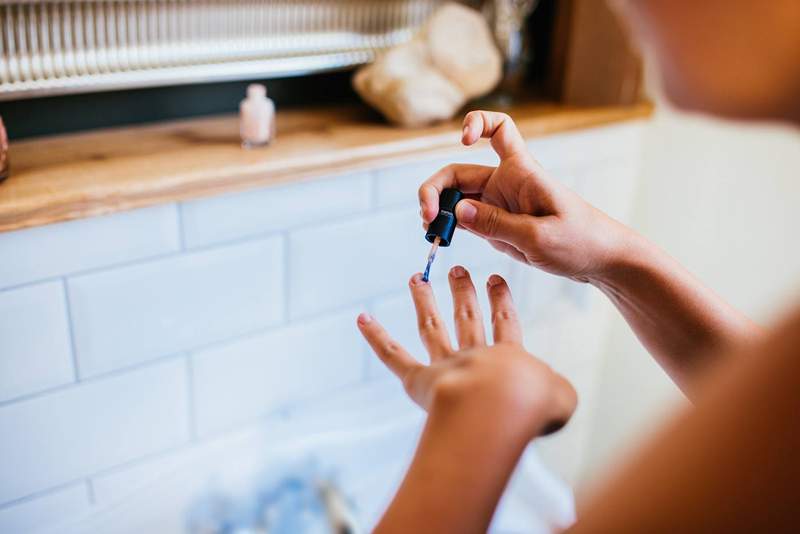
[0,116,9,183]
[239,84,275,148]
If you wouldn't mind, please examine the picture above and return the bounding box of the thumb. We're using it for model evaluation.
[455,199,533,245]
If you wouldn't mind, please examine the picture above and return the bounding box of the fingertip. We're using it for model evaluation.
[419,185,439,223]
[449,265,467,279]
[461,124,472,146]
[357,312,373,326]
[409,273,427,287]
[487,274,507,289]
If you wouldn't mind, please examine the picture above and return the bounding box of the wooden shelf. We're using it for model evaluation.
[0,101,652,233]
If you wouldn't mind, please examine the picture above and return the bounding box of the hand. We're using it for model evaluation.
[419,110,636,283]
[357,267,576,437]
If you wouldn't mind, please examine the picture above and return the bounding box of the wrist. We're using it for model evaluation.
[587,223,656,289]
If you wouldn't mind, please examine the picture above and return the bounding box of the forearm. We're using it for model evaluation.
[591,231,761,394]
[375,394,538,534]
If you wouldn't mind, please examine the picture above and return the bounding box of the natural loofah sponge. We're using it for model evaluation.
[353,3,502,127]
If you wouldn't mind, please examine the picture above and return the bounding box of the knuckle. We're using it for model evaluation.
[492,308,517,323]
[529,220,552,249]
[382,340,402,356]
[484,206,501,237]
[418,314,443,333]
[454,306,479,322]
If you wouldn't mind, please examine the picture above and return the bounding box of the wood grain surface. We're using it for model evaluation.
[0,101,652,233]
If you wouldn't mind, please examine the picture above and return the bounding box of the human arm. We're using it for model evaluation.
[357,267,577,533]
[419,110,761,394]
[567,305,800,533]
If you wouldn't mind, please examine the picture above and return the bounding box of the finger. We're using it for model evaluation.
[456,199,536,244]
[448,266,486,348]
[486,275,522,343]
[409,273,452,360]
[462,111,528,160]
[419,164,494,223]
[357,313,420,380]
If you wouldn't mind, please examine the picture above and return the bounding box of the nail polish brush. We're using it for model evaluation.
[422,188,463,282]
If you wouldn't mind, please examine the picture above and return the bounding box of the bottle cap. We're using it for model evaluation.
[247,84,267,100]
[425,188,463,247]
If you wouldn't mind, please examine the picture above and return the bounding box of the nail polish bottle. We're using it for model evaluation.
[239,84,275,149]
[0,116,8,183]
[422,188,463,282]
[425,188,463,246]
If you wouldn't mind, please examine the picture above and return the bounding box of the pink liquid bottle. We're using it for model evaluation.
[239,84,275,149]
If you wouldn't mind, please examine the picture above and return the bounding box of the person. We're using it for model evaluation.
[355,0,800,532]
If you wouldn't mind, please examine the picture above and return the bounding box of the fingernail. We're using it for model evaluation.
[410,273,425,287]
[456,201,477,224]
[487,274,504,287]
[450,265,466,278]
[357,312,373,325]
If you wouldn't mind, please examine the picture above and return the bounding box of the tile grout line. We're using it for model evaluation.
[282,231,291,323]
[185,354,198,442]
[0,374,406,511]
[85,479,95,506]
[176,203,188,251]
[0,480,88,512]
[61,278,82,382]
[0,204,417,296]
[0,352,187,409]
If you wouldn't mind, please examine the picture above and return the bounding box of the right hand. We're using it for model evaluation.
[419,110,636,283]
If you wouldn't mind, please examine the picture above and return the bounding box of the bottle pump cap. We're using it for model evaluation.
[425,188,463,247]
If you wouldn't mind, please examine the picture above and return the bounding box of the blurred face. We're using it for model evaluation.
[615,0,800,122]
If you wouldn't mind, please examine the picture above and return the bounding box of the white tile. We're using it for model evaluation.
[579,162,641,224]
[375,156,453,209]
[288,206,504,319]
[527,121,646,173]
[288,209,422,318]
[0,205,180,290]
[0,484,91,534]
[68,237,284,378]
[0,281,74,402]
[181,173,372,248]
[0,358,189,504]
[374,150,498,209]
[192,310,365,437]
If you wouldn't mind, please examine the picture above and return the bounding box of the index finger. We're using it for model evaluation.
[462,110,528,160]
[419,163,494,223]
[357,313,421,381]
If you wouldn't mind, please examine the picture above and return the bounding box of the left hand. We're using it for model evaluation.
[357,266,577,437]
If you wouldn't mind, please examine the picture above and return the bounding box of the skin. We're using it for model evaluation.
[358,2,800,532]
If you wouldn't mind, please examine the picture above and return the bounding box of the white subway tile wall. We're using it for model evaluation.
[0,281,74,402]
[181,172,373,248]
[0,483,91,534]
[0,358,189,504]
[0,205,180,290]
[68,238,284,378]
[0,121,645,531]
[191,309,365,437]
